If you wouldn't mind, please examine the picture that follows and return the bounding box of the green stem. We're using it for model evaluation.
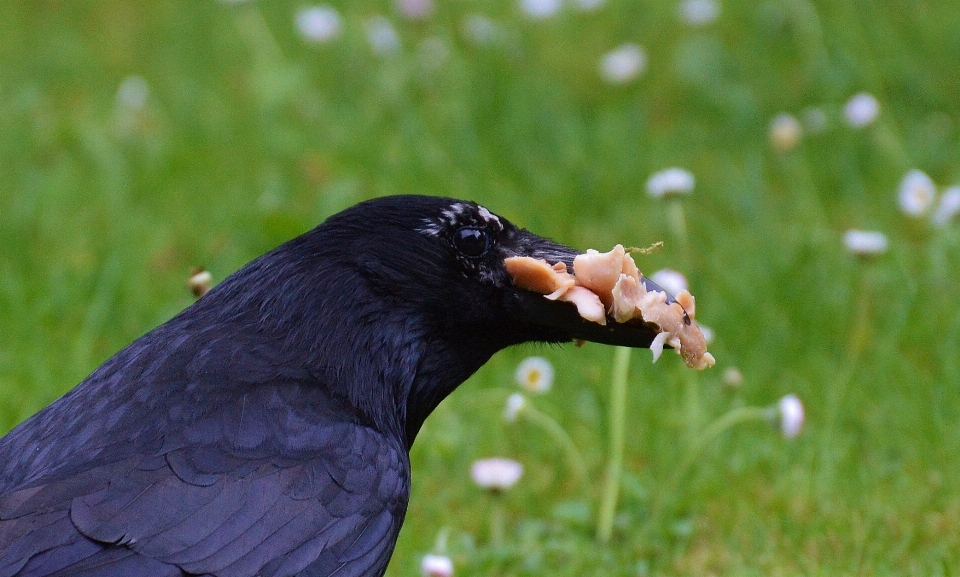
[667,200,688,246]
[433,526,451,553]
[672,406,772,483]
[234,5,286,64]
[819,268,872,490]
[522,405,588,489]
[596,346,632,544]
[490,500,505,547]
[643,406,772,536]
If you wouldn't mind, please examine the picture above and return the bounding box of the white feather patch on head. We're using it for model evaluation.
[477,205,502,228]
[418,219,443,236]
[419,201,503,237]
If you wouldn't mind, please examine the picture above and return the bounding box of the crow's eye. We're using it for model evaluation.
[454,227,490,258]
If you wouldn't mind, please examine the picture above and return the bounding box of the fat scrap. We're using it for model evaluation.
[505,245,716,370]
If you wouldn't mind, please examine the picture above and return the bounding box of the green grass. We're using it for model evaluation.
[2,1,960,574]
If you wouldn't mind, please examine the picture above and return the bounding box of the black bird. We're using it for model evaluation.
[0,195,658,577]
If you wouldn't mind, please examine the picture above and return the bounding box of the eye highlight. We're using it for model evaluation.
[454,227,490,257]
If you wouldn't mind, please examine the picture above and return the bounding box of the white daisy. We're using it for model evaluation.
[722,366,744,388]
[503,393,527,423]
[777,394,804,439]
[366,16,401,55]
[844,92,879,128]
[421,554,454,577]
[599,43,647,84]
[649,269,689,297]
[679,0,720,26]
[769,113,802,152]
[514,356,554,394]
[470,458,523,491]
[116,75,150,111]
[932,186,960,227]
[646,167,695,198]
[519,0,561,19]
[843,229,888,256]
[898,169,936,217]
[295,6,342,43]
[396,0,433,20]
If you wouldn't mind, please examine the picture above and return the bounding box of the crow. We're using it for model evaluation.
[0,195,659,577]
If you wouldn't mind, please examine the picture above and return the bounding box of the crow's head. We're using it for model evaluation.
[199,195,659,446]
[311,195,659,347]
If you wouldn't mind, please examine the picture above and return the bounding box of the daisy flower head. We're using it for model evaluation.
[116,75,150,111]
[646,167,695,198]
[844,92,879,128]
[520,0,561,20]
[898,169,936,217]
[932,186,960,227]
[599,43,647,84]
[769,112,802,152]
[722,366,744,388]
[295,6,342,44]
[421,554,454,577]
[366,16,401,55]
[514,356,554,394]
[470,458,523,492]
[679,0,720,26]
[396,0,434,20]
[776,394,804,439]
[503,393,527,423]
[649,268,689,297]
[843,229,888,257]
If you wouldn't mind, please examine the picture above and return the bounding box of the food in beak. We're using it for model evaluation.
[505,245,716,370]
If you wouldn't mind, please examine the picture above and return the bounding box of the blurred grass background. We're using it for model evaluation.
[1,0,959,574]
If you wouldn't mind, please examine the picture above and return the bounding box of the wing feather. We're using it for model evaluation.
[0,424,408,577]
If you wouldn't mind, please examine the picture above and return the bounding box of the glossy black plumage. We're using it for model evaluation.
[0,196,657,577]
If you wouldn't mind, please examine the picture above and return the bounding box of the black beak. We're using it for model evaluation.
[504,231,671,349]
[515,290,660,347]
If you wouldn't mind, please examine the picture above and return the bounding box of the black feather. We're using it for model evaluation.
[0,195,654,577]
